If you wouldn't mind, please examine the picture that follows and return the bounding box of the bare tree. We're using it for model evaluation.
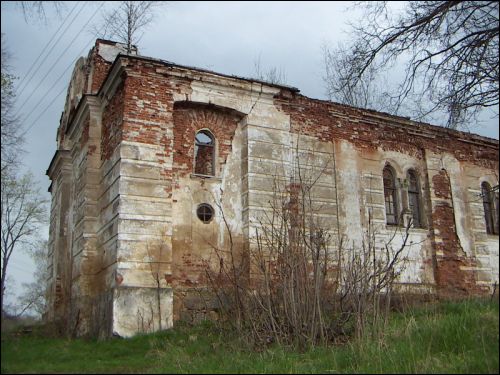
[95,1,166,54]
[323,1,499,129]
[11,1,66,23]
[322,42,390,111]
[205,165,336,348]
[1,34,24,172]
[1,171,47,317]
[17,240,49,318]
[253,54,288,85]
[145,228,171,332]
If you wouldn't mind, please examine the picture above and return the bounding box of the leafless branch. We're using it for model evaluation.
[323,1,499,129]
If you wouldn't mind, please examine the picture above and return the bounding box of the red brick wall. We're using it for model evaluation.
[121,70,176,144]
[95,56,498,302]
[90,49,112,95]
[429,169,486,296]
[101,81,124,161]
[275,93,498,168]
[194,145,214,175]
[118,59,194,191]
[172,102,242,184]
[80,115,90,148]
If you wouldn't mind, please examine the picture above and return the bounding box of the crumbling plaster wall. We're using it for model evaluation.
[170,102,245,321]
[46,151,72,325]
[275,93,498,296]
[46,40,141,337]
[47,41,499,338]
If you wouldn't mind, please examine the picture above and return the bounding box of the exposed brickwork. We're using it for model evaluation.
[122,69,175,143]
[118,59,194,191]
[54,276,63,309]
[194,144,214,175]
[275,93,498,169]
[275,93,498,296]
[90,50,112,94]
[46,41,499,338]
[430,170,487,296]
[172,102,243,183]
[57,124,66,147]
[101,81,124,161]
[80,115,90,148]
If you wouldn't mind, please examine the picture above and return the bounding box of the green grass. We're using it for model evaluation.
[2,298,498,373]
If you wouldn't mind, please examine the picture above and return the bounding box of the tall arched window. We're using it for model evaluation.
[383,166,398,225]
[407,169,422,228]
[482,182,498,234]
[194,130,215,176]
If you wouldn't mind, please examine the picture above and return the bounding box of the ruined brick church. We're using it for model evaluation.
[46,39,499,338]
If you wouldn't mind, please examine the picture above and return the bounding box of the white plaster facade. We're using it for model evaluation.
[45,40,499,338]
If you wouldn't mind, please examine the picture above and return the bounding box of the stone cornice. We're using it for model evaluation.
[46,149,71,180]
[65,95,100,139]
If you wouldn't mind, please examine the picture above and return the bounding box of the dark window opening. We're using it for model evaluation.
[194,130,215,176]
[197,204,214,223]
[407,170,422,228]
[482,182,498,235]
[383,166,398,225]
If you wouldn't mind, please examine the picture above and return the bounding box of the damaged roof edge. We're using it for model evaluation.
[96,51,498,146]
[300,95,500,145]
[105,52,301,94]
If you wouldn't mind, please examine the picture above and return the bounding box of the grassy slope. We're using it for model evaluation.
[1,298,498,374]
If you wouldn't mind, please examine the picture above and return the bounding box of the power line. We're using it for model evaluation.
[8,263,34,275]
[16,3,85,103]
[16,3,90,116]
[15,2,80,91]
[16,1,90,116]
[21,2,122,136]
[18,1,106,131]
[21,34,99,136]
[20,41,95,128]
[21,82,70,136]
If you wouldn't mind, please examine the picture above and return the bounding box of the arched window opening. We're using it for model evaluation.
[194,130,215,176]
[407,170,422,228]
[383,166,398,225]
[482,182,498,235]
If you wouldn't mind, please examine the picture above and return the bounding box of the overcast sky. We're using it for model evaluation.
[1,1,498,313]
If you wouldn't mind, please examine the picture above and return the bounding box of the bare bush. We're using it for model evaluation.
[338,211,410,340]
[253,54,288,85]
[204,143,411,349]
[134,227,172,333]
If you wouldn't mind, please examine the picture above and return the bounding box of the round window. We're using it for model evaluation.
[196,204,214,223]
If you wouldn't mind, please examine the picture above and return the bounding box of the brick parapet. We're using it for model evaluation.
[274,93,498,170]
